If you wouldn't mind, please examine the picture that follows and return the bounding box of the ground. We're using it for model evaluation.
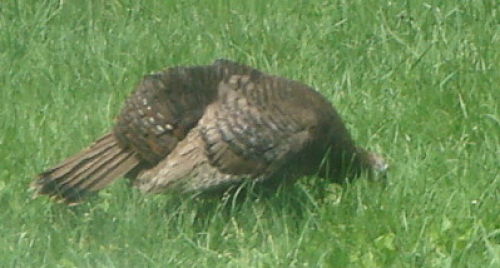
[0,0,498,267]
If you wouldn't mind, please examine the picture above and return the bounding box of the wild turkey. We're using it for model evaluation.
[31,59,388,204]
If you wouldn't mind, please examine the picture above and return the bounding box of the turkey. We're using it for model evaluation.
[31,59,388,204]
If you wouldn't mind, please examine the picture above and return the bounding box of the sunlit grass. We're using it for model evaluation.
[1,0,498,266]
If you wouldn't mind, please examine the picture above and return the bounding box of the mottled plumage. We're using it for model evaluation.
[32,59,387,204]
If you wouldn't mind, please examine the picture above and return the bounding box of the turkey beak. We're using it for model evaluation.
[367,151,389,182]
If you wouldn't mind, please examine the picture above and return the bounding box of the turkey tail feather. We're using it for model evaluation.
[31,133,140,204]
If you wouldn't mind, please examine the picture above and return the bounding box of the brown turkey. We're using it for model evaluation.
[31,59,388,204]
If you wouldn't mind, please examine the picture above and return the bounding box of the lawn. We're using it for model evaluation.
[0,0,498,267]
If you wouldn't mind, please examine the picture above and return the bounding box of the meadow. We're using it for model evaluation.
[0,0,498,267]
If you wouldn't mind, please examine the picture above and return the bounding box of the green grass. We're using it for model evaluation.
[1,0,498,267]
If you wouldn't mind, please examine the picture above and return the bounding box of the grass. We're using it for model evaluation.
[1,0,498,267]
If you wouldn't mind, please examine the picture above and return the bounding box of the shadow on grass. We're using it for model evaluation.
[28,172,389,241]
